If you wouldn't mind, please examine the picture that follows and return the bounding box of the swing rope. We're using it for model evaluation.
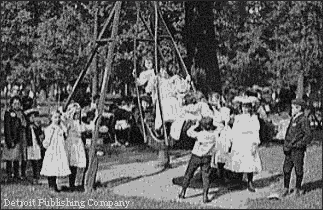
[155,3,196,93]
[132,2,197,150]
[153,1,169,147]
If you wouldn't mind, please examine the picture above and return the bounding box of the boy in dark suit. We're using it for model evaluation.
[282,98,312,197]
[3,96,28,182]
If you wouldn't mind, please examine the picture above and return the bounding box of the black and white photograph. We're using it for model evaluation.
[1,1,322,209]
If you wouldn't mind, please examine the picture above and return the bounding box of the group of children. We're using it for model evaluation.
[42,103,97,192]
[177,94,263,203]
[3,95,97,193]
[131,55,264,203]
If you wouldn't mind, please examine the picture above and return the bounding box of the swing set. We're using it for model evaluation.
[62,1,196,191]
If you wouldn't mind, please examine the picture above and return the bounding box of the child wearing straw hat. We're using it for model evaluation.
[224,97,262,192]
[178,116,222,203]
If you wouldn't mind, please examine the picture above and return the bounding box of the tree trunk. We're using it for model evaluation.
[157,148,170,169]
[296,72,304,99]
[184,1,221,97]
[31,70,37,106]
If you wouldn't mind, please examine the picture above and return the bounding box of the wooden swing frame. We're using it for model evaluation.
[62,1,196,192]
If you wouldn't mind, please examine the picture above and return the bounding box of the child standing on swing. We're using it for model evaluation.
[178,116,222,203]
[40,110,71,193]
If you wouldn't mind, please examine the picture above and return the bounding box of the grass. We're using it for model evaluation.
[247,133,322,209]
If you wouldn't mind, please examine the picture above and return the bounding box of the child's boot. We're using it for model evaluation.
[203,189,211,203]
[178,187,186,199]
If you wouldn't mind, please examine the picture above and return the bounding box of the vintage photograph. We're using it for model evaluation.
[1,1,322,209]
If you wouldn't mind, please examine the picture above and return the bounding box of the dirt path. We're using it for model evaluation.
[97,154,281,209]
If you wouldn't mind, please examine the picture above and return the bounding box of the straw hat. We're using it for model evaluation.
[24,108,39,117]
[232,96,259,104]
[199,116,217,131]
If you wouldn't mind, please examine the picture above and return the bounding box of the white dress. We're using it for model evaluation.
[40,124,71,177]
[225,114,262,173]
[27,127,42,160]
[154,77,182,130]
[211,125,232,167]
[170,101,215,140]
[65,120,92,168]
[137,69,156,94]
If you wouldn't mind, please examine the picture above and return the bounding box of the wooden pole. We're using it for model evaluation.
[63,4,116,112]
[154,1,170,169]
[84,1,122,192]
[63,44,99,112]
[92,1,99,99]
[156,5,196,92]
[139,13,167,63]
[133,2,147,143]
[97,4,116,41]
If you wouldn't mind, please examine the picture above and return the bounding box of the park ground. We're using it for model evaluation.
[1,130,322,209]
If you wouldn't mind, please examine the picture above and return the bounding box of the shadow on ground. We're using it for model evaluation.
[172,171,283,199]
[302,178,322,194]
[94,167,168,189]
[0,178,35,186]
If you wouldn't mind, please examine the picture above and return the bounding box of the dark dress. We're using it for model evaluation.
[3,109,27,161]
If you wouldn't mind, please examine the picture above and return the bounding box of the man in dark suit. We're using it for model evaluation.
[282,98,312,197]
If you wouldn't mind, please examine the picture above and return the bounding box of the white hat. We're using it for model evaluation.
[232,96,259,104]
[24,108,39,117]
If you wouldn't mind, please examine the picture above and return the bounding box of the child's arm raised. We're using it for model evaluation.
[186,122,200,139]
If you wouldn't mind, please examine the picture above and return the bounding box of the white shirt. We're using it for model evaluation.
[187,123,220,157]
[137,69,156,93]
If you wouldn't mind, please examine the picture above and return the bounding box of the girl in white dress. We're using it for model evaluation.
[40,110,71,192]
[133,56,156,98]
[154,68,191,131]
[225,101,262,192]
[170,91,217,140]
[64,103,96,191]
[211,106,233,181]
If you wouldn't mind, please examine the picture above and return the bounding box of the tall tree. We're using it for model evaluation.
[184,1,221,96]
[261,1,323,97]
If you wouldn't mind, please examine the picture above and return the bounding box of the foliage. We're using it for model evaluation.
[214,1,323,89]
[1,1,322,94]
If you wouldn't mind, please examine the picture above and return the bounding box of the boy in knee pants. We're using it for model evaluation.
[178,116,222,203]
